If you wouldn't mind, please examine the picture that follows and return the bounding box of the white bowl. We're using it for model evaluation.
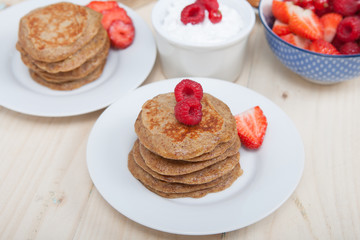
[151,0,256,82]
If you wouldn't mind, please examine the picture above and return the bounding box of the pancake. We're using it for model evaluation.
[29,61,106,91]
[19,36,109,82]
[17,26,108,74]
[140,136,240,175]
[135,93,237,160]
[128,151,238,193]
[143,163,242,198]
[132,139,240,185]
[18,2,102,62]
[184,134,238,162]
[35,39,109,82]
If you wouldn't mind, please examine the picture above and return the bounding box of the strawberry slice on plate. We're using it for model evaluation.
[101,7,133,30]
[289,6,324,40]
[234,106,268,150]
[86,1,119,12]
[108,20,135,49]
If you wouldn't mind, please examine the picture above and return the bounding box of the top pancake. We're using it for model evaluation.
[18,2,102,62]
[135,93,237,160]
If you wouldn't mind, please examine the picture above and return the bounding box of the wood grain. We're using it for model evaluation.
[0,0,359,239]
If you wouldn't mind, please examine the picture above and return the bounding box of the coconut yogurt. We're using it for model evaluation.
[161,0,244,44]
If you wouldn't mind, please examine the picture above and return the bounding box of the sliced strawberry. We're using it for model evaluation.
[320,13,343,42]
[234,106,268,150]
[108,20,135,49]
[101,7,132,30]
[309,39,340,54]
[289,6,324,40]
[272,0,295,24]
[272,19,291,36]
[281,33,312,49]
[86,1,119,12]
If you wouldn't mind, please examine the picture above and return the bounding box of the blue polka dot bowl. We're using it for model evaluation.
[259,0,360,84]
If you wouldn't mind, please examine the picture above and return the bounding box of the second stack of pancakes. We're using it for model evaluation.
[128,92,243,198]
[16,2,110,91]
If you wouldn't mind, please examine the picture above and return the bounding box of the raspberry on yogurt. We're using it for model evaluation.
[161,0,243,44]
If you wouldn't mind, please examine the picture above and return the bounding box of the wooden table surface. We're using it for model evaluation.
[1,0,359,239]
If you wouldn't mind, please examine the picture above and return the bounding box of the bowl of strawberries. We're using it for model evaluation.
[259,0,360,84]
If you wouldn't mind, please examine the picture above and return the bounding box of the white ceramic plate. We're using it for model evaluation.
[0,0,156,117]
[87,78,305,235]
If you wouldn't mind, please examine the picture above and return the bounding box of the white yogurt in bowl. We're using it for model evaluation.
[152,0,255,81]
[161,0,244,44]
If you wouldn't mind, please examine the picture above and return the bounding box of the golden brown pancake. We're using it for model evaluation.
[19,37,110,82]
[135,93,237,160]
[143,164,242,198]
[132,140,240,185]
[29,61,106,91]
[17,26,108,74]
[18,2,102,62]
[140,136,240,175]
[128,151,238,193]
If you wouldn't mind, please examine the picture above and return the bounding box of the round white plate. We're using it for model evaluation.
[0,0,156,117]
[87,78,305,235]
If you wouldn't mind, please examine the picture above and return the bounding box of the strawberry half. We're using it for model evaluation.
[234,106,268,150]
[309,39,340,55]
[108,20,135,49]
[272,19,291,36]
[289,6,324,41]
[86,1,119,12]
[272,0,295,24]
[101,7,132,30]
[320,13,343,42]
[281,33,311,49]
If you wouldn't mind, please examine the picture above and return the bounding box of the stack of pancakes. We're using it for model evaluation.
[128,92,243,198]
[16,2,110,91]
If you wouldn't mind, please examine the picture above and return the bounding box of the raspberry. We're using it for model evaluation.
[209,9,222,23]
[313,0,329,11]
[196,0,219,11]
[174,97,203,126]
[174,79,203,102]
[331,35,344,49]
[333,0,359,16]
[181,3,205,25]
[339,42,360,54]
[336,16,360,42]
